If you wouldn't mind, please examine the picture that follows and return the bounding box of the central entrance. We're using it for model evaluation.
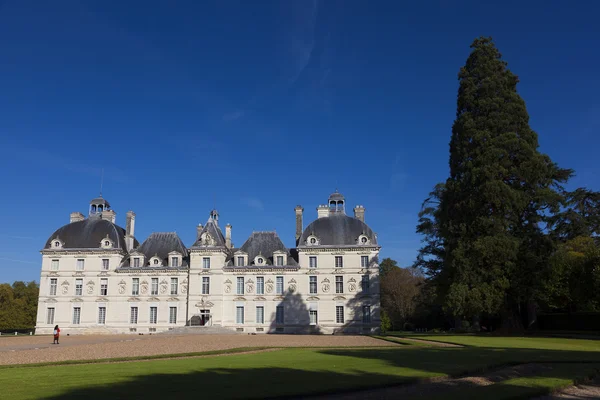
[190,310,212,326]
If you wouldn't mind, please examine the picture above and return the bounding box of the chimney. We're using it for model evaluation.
[354,205,365,222]
[295,206,304,245]
[125,211,136,251]
[317,205,329,219]
[225,224,232,249]
[101,209,116,223]
[70,212,85,223]
[196,224,203,240]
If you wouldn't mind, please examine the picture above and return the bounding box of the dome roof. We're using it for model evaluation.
[299,214,378,247]
[44,218,136,250]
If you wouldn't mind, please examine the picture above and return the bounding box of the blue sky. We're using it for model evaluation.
[1,1,599,283]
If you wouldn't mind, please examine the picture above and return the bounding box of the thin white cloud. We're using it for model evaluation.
[242,197,264,211]
[0,234,37,240]
[0,257,38,265]
[222,110,245,121]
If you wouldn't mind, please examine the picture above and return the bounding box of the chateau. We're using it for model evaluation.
[36,192,381,334]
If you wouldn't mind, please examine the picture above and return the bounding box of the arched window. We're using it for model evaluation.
[54,241,60,247]
[98,205,103,212]
[154,259,159,265]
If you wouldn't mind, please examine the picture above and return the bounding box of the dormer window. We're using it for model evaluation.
[307,235,319,246]
[254,256,265,266]
[52,239,64,249]
[133,258,140,268]
[273,251,286,266]
[153,259,158,265]
[236,256,246,266]
[171,257,179,267]
[258,257,264,264]
[168,251,182,268]
[358,235,370,245]
[100,236,114,249]
[54,241,60,247]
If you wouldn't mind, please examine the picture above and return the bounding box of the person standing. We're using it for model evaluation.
[53,325,60,344]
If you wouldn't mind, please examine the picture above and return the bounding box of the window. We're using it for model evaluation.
[362,275,370,293]
[75,279,83,296]
[130,307,138,324]
[310,237,317,244]
[149,307,157,324]
[169,307,177,324]
[132,278,139,296]
[257,257,264,264]
[309,256,317,268]
[361,237,368,244]
[335,256,343,268]
[46,307,55,324]
[275,306,284,324]
[361,256,369,268]
[104,240,110,247]
[236,277,244,295]
[236,306,244,324]
[49,278,57,296]
[51,260,59,271]
[336,306,344,324]
[309,310,318,325]
[153,259,159,265]
[102,259,109,270]
[171,257,179,267]
[133,258,140,268]
[276,276,284,295]
[151,278,158,295]
[76,259,85,270]
[202,277,210,295]
[256,277,264,295]
[237,256,244,266]
[256,306,264,324]
[171,278,178,295]
[72,307,81,324]
[203,257,210,269]
[309,276,317,294]
[276,256,284,266]
[98,307,106,324]
[336,276,343,294]
[362,305,371,323]
[54,241,60,247]
[100,278,108,296]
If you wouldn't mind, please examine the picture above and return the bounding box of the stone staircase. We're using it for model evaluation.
[158,325,240,335]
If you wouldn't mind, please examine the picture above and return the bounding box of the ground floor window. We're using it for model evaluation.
[362,305,371,323]
[309,310,318,325]
[275,306,284,324]
[72,307,81,325]
[98,307,106,324]
[130,307,138,324]
[236,306,244,324]
[150,307,157,324]
[256,306,264,324]
[336,306,344,324]
[46,307,55,324]
[169,307,177,324]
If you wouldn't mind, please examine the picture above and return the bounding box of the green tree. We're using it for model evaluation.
[540,236,600,312]
[416,37,571,330]
[0,281,39,331]
[379,258,398,278]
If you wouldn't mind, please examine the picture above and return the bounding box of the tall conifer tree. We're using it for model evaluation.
[417,37,571,329]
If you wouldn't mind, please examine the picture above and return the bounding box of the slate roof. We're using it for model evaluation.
[119,232,188,268]
[44,218,136,250]
[230,231,298,266]
[298,214,378,247]
[191,219,226,248]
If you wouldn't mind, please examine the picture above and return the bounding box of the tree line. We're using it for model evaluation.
[0,281,39,331]
[382,37,600,333]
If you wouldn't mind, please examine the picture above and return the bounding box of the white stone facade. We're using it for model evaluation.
[36,192,381,335]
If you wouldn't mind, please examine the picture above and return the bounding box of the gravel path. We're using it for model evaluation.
[304,363,556,400]
[533,378,600,399]
[0,334,396,365]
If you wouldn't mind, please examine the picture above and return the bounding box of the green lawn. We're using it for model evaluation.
[1,336,599,400]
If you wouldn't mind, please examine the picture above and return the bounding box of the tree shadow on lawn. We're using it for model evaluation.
[37,347,600,400]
